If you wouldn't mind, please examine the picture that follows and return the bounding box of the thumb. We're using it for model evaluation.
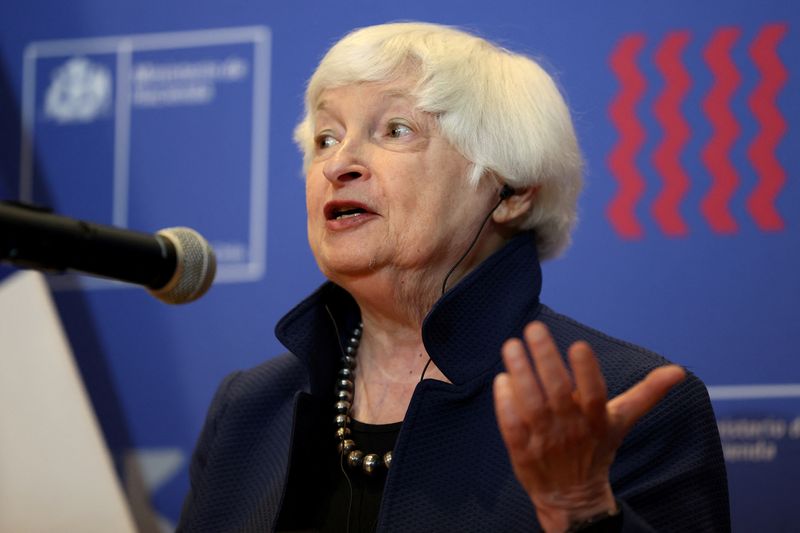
[608,365,686,433]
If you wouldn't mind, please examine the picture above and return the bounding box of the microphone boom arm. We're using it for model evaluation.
[0,201,177,290]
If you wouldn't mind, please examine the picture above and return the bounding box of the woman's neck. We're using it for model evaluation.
[347,302,448,424]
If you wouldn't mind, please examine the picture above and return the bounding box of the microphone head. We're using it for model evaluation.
[148,227,216,304]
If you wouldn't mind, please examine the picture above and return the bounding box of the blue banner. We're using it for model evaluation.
[1,1,797,530]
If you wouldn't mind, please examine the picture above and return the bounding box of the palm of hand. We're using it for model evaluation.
[493,321,686,532]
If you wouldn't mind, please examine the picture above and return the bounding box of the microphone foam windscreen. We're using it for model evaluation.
[150,227,216,304]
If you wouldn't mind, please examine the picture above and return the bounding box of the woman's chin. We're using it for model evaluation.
[315,252,382,282]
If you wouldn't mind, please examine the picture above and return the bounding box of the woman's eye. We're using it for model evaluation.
[315,133,339,149]
[388,123,412,138]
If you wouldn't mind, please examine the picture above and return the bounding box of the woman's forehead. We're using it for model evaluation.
[314,76,421,110]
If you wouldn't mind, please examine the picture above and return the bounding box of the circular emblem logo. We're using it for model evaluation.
[45,57,112,123]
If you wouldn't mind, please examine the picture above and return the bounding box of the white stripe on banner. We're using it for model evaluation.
[708,384,800,400]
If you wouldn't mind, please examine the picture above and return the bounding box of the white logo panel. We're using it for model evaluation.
[20,27,271,290]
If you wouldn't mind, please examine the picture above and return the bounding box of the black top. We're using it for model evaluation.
[320,419,402,533]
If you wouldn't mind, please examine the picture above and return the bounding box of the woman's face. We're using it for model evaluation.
[305,77,496,284]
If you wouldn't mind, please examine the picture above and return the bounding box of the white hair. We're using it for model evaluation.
[294,22,583,259]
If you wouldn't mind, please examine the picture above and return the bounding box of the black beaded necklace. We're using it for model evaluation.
[334,323,393,475]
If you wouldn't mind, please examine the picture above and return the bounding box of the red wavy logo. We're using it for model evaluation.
[747,23,789,231]
[652,31,692,237]
[701,27,742,234]
[607,23,788,238]
[608,34,647,239]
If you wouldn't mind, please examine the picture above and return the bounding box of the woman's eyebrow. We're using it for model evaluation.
[379,88,413,100]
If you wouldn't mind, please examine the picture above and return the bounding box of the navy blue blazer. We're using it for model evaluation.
[178,233,730,532]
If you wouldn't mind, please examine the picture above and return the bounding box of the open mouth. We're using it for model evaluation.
[324,202,374,221]
[331,207,367,220]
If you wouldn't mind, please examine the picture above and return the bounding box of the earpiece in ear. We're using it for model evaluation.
[499,184,516,200]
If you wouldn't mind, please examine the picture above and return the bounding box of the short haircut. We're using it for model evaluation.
[295,22,583,259]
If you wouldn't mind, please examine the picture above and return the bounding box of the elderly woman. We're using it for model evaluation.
[179,23,729,532]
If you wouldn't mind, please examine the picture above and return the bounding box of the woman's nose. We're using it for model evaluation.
[322,139,371,185]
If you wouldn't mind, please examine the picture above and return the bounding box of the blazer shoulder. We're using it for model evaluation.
[221,352,308,404]
[537,304,680,396]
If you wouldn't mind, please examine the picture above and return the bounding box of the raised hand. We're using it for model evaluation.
[492,321,686,532]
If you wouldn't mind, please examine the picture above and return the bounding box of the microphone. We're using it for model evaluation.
[0,202,216,304]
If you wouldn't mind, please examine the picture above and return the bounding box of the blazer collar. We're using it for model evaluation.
[275,231,542,392]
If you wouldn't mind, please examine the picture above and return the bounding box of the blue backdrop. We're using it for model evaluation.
[0,1,797,531]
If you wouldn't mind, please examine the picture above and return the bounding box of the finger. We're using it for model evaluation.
[609,365,687,432]
[524,322,574,412]
[502,337,546,426]
[493,372,528,453]
[568,341,608,433]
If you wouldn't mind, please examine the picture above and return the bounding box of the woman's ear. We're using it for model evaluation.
[492,185,539,225]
